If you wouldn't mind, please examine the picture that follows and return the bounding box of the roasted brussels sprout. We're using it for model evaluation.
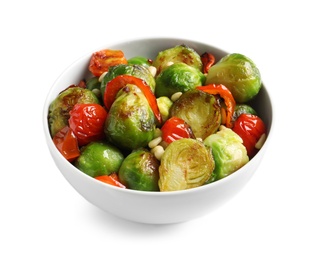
[152,44,203,75]
[104,85,156,151]
[118,149,160,191]
[159,138,215,191]
[48,87,100,137]
[205,53,261,103]
[155,63,205,98]
[100,64,156,95]
[203,126,249,181]
[232,104,257,122]
[75,142,124,178]
[170,89,221,140]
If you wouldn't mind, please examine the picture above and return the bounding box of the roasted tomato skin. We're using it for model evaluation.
[232,114,266,158]
[88,49,128,77]
[161,116,195,144]
[68,103,107,146]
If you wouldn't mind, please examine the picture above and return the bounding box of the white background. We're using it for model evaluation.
[1,0,311,259]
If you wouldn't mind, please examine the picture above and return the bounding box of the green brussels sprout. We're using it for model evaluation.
[100,64,156,95]
[159,138,215,191]
[127,56,152,67]
[152,44,203,75]
[233,104,257,122]
[203,126,249,181]
[104,85,156,151]
[170,89,221,140]
[205,53,261,103]
[48,87,100,137]
[118,149,160,191]
[156,96,173,122]
[155,62,205,98]
[75,142,124,178]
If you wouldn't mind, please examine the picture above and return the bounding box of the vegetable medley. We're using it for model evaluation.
[48,44,266,192]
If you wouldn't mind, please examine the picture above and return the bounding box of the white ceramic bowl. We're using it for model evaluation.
[43,37,274,224]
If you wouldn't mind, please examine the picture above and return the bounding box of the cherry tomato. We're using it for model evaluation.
[53,126,80,162]
[161,116,195,144]
[95,173,126,188]
[88,49,128,77]
[68,103,107,146]
[232,114,266,158]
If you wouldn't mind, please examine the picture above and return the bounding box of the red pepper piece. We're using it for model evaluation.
[201,52,215,73]
[95,173,126,188]
[53,126,80,162]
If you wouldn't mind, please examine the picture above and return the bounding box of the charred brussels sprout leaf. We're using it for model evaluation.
[104,85,156,151]
[203,126,249,181]
[159,138,215,191]
[170,89,221,140]
[118,149,160,191]
[48,87,100,137]
[205,53,261,103]
[155,63,205,98]
[100,64,156,95]
[152,44,203,75]
[75,142,124,178]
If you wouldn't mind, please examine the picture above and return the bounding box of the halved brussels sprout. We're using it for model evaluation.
[104,85,156,151]
[48,87,100,137]
[75,142,124,178]
[118,149,160,191]
[205,53,261,103]
[155,62,205,98]
[152,44,203,75]
[203,126,249,181]
[170,89,221,140]
[159,138,215,191]
[100,64,156,95]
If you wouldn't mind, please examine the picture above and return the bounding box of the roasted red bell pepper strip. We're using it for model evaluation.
[200,52,215,73]
[232,114,266,158]
[161,116,195,144]
[95,173,126,188]
[197,84,236,128]
[104,74,162,124]
[53,126,80,162]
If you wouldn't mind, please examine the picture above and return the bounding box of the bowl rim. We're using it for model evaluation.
[43,36,274,197]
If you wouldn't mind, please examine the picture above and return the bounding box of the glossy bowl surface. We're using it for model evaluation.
[43,37,274,224]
